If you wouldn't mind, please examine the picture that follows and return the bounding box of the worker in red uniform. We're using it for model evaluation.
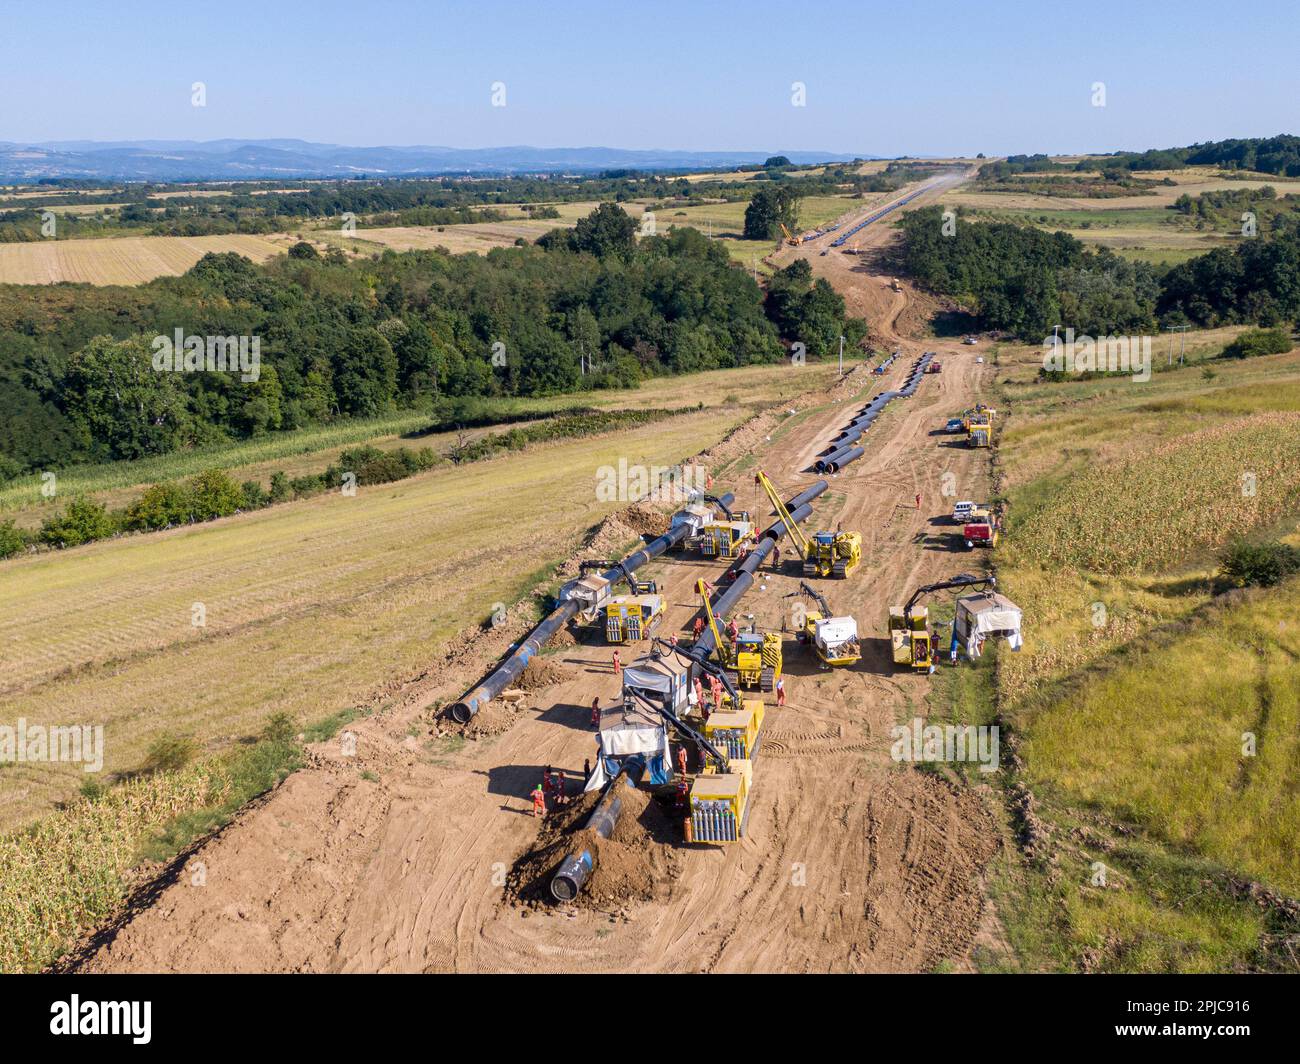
[693,676,705,710]
[590,696,600,729]
[915,492,922,511]
[552,769,565,807]
[692,616,705,641]
[669,633,678,648]
[775,676,787,706]
[612,649,621,677]
[710,675,723,712]
[677,745,688,778]
[531,783,546,817]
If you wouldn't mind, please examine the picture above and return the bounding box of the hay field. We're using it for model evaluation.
[0,233,286,284]
[0,405,751,829]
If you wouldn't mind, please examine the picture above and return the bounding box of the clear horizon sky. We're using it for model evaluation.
[2,0,1294,157]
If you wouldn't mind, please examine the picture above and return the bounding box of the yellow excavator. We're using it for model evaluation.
[695,578,782,692]
[755,470,861,578]
[889,574,997,671]
[779,222,804,247]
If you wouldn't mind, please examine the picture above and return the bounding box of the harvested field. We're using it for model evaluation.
[0,233,286,285]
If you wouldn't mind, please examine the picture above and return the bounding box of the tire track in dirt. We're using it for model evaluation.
[70,173,1002,974]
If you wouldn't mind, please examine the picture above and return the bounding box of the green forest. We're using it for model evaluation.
[899,204,1300,339]
[0,205,859,476]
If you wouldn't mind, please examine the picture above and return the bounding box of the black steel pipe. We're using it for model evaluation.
[448,492,735,723]
[824,447,864,473]
[550,759,647,901]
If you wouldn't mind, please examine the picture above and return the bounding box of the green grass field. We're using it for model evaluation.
[983,329,1300,972]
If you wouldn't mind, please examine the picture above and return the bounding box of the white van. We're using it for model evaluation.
[952,500,978,524]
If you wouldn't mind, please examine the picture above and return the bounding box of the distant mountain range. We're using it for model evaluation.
[0,140,868,182]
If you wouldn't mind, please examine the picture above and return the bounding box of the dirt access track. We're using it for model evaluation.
[69,175,1004,974]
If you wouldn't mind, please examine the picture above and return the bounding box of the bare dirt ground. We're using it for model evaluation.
[68,175,1004,974]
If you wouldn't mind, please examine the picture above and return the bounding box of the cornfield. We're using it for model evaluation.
[0,764,219,972]
[1014,412,1300,574]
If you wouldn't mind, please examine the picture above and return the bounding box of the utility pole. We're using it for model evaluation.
[1167,323,1191,367]
[838,335,845,377]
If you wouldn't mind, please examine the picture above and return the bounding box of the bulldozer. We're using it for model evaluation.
[696,578,782,692]
[755,470,860,578]
[786,582,860,667]
[889,574,997,671]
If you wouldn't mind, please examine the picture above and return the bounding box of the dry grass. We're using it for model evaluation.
[0,233,287,285]
[0,397,786,829]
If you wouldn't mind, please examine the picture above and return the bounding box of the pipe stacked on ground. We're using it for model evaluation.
[814,353,933,473]
[448,494,735,723]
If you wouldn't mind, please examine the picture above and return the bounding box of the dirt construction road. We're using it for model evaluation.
[70,176,1003,973]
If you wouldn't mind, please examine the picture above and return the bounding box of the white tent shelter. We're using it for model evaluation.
[954,592,1023,658]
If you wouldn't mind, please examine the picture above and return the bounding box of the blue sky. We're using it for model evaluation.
[2,0,1294,155]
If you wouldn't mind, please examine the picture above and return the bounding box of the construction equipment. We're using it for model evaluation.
[967,419,991,448]
[755,470,860,578]
[603,594,665,643]
[779,222,802,247]
[696,578,782,691]
[787,582,860,666]
[890,277,902,292]
[696,512,755,558]
[961,404,996,431]
[962,508,1001,549]
[889,574,997,671]
[926,359,942,374]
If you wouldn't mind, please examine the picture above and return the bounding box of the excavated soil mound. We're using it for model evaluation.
[506,784,681,910]
[556,503,668,579]
[515,656,571,691]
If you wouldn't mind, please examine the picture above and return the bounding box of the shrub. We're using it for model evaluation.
[39,497,115,548]
[0,519,27,559]
[268,470,291,503]
[140,733,200,775]
[241,479,268,509]
[123,481,192,531]
[1221,327,1293,360]
[1218,540,1300,588]
[186,469,243,521]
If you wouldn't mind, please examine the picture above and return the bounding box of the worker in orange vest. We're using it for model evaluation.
[531,783,546,817]
[677,745,688,778]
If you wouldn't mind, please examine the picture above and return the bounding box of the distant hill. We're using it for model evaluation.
[0,140,867,181]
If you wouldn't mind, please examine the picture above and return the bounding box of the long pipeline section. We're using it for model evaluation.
[448,492,735,723]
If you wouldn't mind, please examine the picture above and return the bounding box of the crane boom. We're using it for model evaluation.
[695,578,732,668]
[903,573,996,616]
[794,580,831,617]
[755,470,811,556]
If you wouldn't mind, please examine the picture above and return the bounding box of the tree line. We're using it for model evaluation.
[0,205,861,477]
[899,204,1300,339]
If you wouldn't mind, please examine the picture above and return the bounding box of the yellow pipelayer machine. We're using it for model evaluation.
[754,470,860,578]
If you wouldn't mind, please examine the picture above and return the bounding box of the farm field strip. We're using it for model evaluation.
[0,233,286,285]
